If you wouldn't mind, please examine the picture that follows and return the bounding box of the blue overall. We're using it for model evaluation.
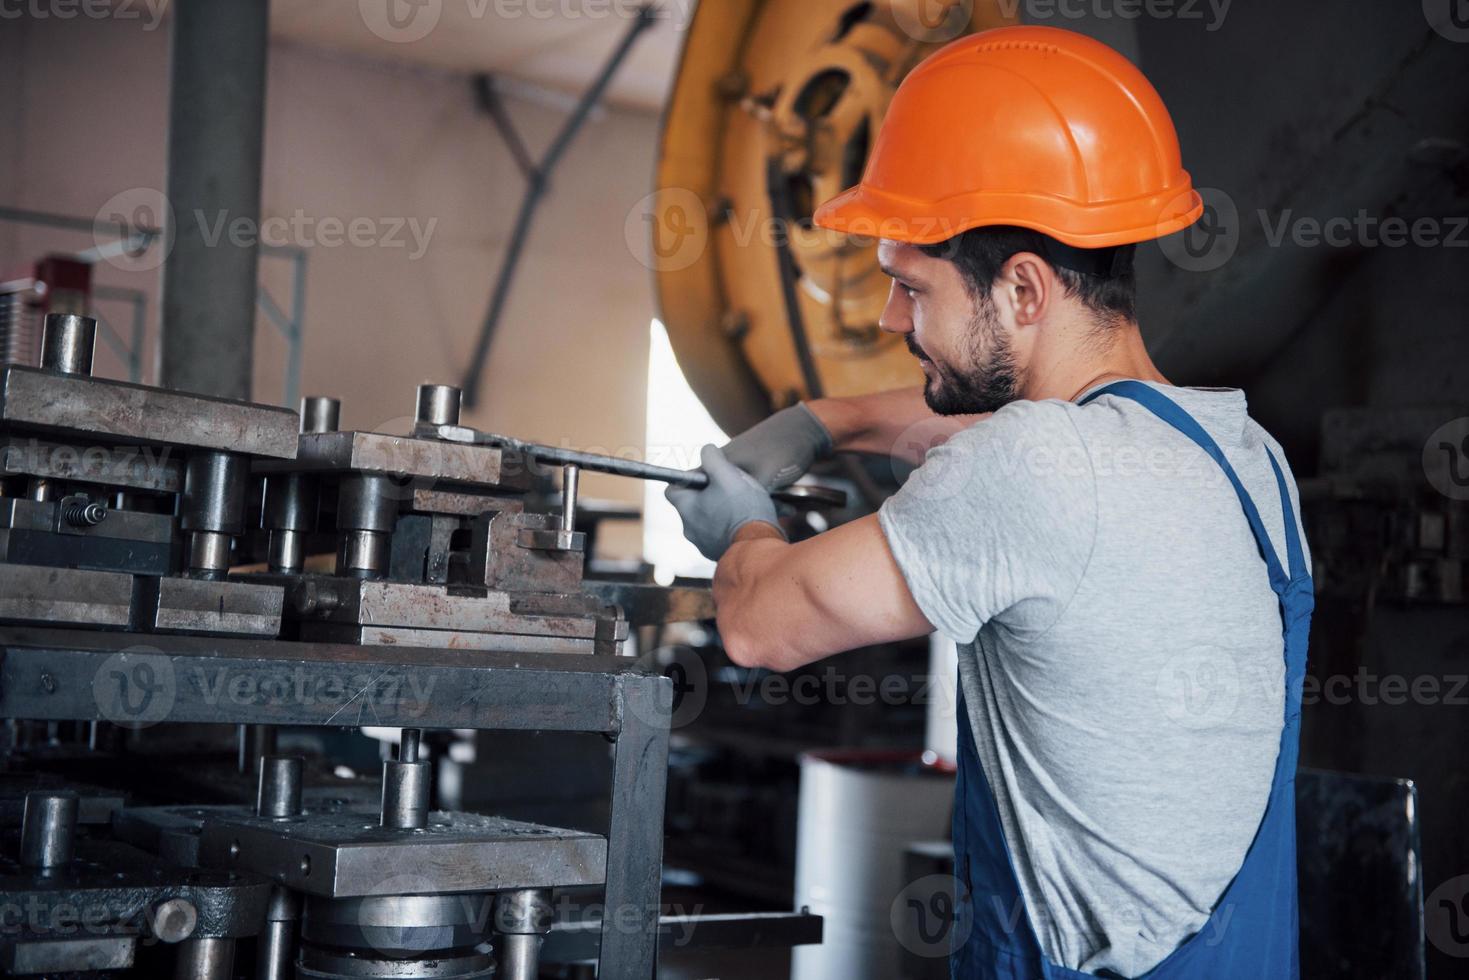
[950,381,1313,979]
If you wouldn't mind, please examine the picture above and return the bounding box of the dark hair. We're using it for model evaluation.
[919,225,1137,323]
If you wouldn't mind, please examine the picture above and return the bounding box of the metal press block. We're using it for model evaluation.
[269,429,532,492]
[0,365,299,459]
[0,564,283,636]
[125,804,610,899]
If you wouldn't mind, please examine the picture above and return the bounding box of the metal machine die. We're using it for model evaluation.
[254,382,628,656]
[0,784,273,977]
[0,314,298,637]
[111,739,609,980]
[0,629,675,979]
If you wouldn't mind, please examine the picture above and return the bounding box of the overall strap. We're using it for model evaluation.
[1078,380,1295,594]
[1266,450,1308,582]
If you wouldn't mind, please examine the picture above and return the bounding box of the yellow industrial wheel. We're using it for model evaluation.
[653,0,1014,434]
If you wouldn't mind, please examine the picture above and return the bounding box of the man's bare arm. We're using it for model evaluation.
[807,387,986,465]
[712,515,934,672]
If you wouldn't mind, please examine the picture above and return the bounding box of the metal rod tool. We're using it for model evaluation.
[476,433,848,509]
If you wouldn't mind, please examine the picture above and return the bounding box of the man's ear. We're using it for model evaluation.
[994,251,1053,328]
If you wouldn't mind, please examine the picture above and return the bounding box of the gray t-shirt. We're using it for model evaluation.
[879,382,1308,977]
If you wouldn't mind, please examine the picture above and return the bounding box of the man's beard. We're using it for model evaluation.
[908,301,1021,415]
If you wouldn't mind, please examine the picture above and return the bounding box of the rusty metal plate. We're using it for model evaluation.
[0,366,300,459]
[275,430,532,491]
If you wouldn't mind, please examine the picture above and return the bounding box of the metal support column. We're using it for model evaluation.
[599,674,671,977]
[160,0,270,400]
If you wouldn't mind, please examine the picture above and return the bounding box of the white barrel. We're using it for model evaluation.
[793,751,955,980]
[926,634,960,766]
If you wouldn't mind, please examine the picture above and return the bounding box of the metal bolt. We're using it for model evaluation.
[152,898,198,943]
[717,69,749,99]
[720,310,751,341]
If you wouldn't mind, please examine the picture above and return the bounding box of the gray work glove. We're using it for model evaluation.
[722,403,833,490]
[665,444,782,562]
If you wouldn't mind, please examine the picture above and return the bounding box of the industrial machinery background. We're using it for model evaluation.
[0,313,820,978]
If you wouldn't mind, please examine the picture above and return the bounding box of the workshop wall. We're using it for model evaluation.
[0,13,659,559]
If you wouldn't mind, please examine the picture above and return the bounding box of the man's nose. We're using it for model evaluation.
[878,289,912,335]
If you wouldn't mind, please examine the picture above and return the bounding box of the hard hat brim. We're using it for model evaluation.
[813,180,1205,250]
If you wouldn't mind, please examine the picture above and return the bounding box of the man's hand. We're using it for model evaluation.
[666,445,781,561]
[722,403,833,490]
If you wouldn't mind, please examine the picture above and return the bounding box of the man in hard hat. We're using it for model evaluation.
[666,24,1312,980]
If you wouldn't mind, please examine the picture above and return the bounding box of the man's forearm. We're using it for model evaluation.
[806,387,984,464]
[712,522,797,671]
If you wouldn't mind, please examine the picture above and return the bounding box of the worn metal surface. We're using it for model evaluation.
[147,577,284,637]
[272,576,601,641]
[583,580,716,625]
[275,430,530,491]
[191,806,607,897]
[300,623,596,656]
[1,935,136,973]
[0,840,272,940]
[0,434,183,492]
[471,510,586,595]
[0,566,282,636]
[0,626,650,731]
[599,674,672,972]
[408,488,524,517]
[0,565,133,627]
[0,366,299,458]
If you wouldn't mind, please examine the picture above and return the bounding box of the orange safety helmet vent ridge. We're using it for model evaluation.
[813,25,1204,249]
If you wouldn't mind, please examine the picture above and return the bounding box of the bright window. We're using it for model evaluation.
[643,319,727,583]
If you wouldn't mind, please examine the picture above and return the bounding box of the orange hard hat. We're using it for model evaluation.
[813,25,1202,249]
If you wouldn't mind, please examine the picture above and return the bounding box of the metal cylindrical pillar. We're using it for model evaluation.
[300,396,341,435]
[336,475,397,579]
[159,0,269,400]
[40,314,97,376]
[256,755,303,819]
[20,791,78,870]
[181,451,249,579]
[174,937,236,980]
[256,887,300,980]
[381,729,430,830]
[416,384,462,427]
[494,888,554,980]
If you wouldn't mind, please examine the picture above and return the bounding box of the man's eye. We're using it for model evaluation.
[902,284,918,299]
